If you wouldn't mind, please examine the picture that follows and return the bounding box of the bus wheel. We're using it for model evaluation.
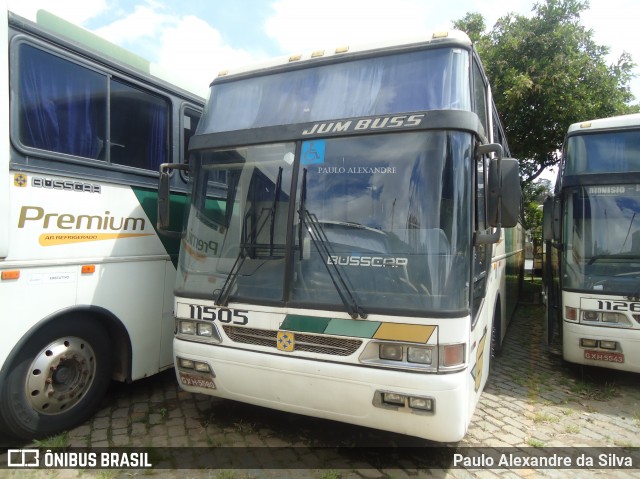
[0,317,112,440]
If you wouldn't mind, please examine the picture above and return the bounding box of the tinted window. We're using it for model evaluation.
[110,79,169,170]
[17,43,170,171]
[18,44,106,159]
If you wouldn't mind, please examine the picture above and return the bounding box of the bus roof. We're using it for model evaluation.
[214,30,472,82]
[567,113,640,134]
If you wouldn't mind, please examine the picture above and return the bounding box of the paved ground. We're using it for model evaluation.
[2,281,640,478]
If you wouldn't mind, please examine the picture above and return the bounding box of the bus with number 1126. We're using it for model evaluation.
[159,31,524,442]
[543,114,640,373]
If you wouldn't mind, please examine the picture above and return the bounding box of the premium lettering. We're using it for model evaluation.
[18,206,145,231]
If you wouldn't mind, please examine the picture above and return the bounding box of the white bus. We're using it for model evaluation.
[160,31,523,442]
[0,5,204,439]
[543,114,640,373]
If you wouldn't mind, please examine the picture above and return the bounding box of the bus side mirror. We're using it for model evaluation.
[158,163,189,238]
[542,196,553,241]
[542,195,561,241]
[487,157,521,228]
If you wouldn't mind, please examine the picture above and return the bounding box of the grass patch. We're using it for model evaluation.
[533,412,559,424]
[527,438,545,447]
[33,431,70,448]
[570,381,619,401]
[320,472,342,479]
[565,424,581,434]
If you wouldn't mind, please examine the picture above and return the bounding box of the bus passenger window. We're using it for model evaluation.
[110,80,169,171]
[17,43,106,160]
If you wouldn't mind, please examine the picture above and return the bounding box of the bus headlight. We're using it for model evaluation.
[409,396,434,412]
[198,322,214,337]
[379,344,403,361]
[179,320,196,335]
[580,310,633,328]
[407,346,432,365]
[176,319,222,343]
[583,311,599,322]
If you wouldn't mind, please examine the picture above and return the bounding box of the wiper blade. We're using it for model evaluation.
[298,168,367,319]
[215,208,269,306]
[216,168,285,306]
[269,167,283,256]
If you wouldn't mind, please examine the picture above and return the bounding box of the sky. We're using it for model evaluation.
[7,0,640,182]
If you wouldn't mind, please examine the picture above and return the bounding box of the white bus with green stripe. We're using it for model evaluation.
[160,31,524,442]
[0,4,204,440]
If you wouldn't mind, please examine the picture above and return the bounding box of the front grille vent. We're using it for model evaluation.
[222,326,362,356]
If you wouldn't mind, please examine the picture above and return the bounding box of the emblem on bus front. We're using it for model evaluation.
[277,331,295,352]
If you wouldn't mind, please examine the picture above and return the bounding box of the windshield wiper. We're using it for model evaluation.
[620,212,637,253]
[298,168,367,319]
[269,167,283,256]
[215,168,283,306]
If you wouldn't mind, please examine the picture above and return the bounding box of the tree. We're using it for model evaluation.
[454,0,639,184]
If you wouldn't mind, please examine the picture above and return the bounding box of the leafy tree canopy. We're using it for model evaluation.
[454,0,639,183]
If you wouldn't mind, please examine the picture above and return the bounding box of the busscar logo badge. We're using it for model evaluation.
[14,174,27,187]
[277,331,295,352]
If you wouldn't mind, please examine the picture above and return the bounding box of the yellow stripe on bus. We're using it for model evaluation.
[373,323,436,343]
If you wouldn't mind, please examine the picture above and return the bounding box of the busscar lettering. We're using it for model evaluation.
[327,255,408,268]
[302,114,425,135]
[32,177,101,193]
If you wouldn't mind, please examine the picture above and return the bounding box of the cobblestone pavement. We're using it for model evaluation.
[2,285,640,478]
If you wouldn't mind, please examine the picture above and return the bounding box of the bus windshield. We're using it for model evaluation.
[565,130,640,175]
[563,184,640,294]
[201,47,469,133]
[177,130,473,315]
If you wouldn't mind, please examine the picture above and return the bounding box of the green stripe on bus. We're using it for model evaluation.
[281,315,381,338]
[132,187,187,267]
[324,318,381,338]
[281,315,331,334]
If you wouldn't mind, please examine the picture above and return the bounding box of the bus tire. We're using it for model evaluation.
[0,316,112,440]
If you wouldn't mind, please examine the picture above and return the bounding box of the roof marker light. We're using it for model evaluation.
[432,31,449,39]
[311,50,325,58]
[335,46,349,54]
[580,122,592,128]
[289,54,302,62]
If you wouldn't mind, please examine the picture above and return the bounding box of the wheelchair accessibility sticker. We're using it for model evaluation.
[301,140,325,165]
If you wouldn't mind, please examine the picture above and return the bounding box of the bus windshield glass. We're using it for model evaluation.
[563,184,640,294]
[201,47,469,133]
[565,130,640,175]
[177,131,473,314]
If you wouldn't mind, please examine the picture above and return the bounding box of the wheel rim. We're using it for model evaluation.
[25,336,97,415]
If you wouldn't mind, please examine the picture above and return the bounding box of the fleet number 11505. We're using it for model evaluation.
[183,304,249,325]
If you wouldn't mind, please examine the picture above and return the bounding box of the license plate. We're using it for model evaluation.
[584,350,625,364]
[179,372,216,389]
